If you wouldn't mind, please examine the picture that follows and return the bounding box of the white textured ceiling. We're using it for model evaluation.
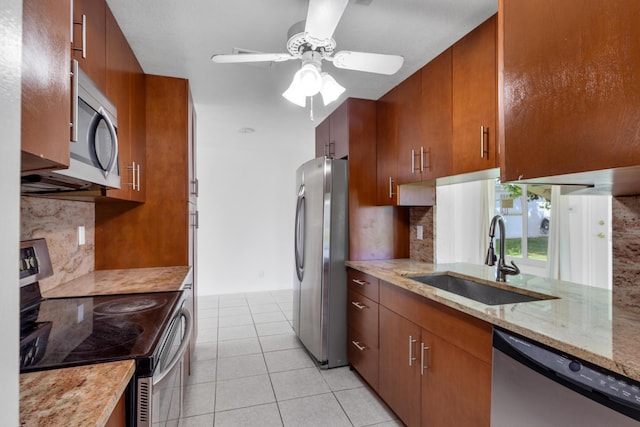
[106,0,497,125]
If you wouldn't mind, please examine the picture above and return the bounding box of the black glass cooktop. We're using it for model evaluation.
[20,288,182,376]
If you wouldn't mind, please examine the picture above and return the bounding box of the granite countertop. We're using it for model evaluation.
[42,265,192,298]
[346,259,640,382]
[20,360,135,427]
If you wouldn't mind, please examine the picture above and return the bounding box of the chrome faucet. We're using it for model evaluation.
[485,215,520,282]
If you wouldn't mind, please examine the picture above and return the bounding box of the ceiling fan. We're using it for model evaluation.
[211,0,404,108]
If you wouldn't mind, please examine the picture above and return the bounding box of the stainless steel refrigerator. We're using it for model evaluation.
[293,156,348,368]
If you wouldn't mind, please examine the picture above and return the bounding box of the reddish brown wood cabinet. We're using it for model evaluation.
[377,280,492,427]
[21,0,71,173]
[396,70,424,185]
[104,7,146,202]
[452,14,498,175]
[498,0,640,183]
[72,0,107,92]
[314,101,349,159]
[347,268,380,391]
[376,88,400,205]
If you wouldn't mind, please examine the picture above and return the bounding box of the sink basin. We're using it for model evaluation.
[409,275,551,306]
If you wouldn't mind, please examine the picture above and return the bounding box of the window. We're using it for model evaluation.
[494,181,551,264]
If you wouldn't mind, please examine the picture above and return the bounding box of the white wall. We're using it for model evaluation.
[196,103,314,295]
[0,0,22,424]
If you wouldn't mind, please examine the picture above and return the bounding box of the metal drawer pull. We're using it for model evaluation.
[480,126,489,158]
[420,343,430,375]
[409,335,417,366]
[352,341,366,351]
[351,301,367,310]
[352,279,368,286]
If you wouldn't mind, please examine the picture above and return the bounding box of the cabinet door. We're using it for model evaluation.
[21,0,71,172]
[379,306,421,427]
[376,89,399,205]
[315,117,330,157]
[421,330,491,427]
[104,8,132,201]
[396,70,423,184]
[421,48,453,180]
[329,101,349,159]
[499,0,640,181]
[128,51,146,202]
[452,14,497,175]
[72,0,106,91]
[347,291,378,390]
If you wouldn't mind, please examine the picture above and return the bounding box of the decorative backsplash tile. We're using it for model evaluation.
[409,206,434,263]
[20,197,95,292]
[611,196,640,312]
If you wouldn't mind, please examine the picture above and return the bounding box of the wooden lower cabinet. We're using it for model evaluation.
[375,280,492,427]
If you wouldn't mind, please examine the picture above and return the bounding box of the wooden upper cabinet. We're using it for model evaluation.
[104,6,145,202]
[315,101,349,159]
[420,48,453,181]
[452,14,497,175]
[72,0,107,91]
[21,0,71,173]
[396,70,424,185]
[499,0,640,182]
[376,88,399,206]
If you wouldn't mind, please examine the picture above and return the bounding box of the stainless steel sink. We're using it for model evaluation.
[409,275,552,306]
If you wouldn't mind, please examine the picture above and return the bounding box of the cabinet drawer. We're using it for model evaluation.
[347,290,378,348]
[347,269,379,302]
[348,327,379,391]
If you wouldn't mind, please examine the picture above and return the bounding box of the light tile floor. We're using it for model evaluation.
[178,290,401,427]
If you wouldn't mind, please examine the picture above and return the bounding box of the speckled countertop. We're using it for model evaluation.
[42,265,192,298]
[20,360,135,427]
[346,259,640,382]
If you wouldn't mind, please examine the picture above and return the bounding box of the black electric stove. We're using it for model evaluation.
[19,239,183,376]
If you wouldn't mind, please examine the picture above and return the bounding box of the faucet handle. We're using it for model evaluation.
[504,260,520,276]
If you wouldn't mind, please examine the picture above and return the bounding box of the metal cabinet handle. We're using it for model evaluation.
[388,176,396,199]
[329,141,336,158]
[351,278,367,286]
[136,163,141,191]
[72,14,87,59]
[409,336,417,366]
[191,179,199,197]
[411,149,416,173]
[420,147,425,172]
[480,126,489,158]
[195,211,199,229]
[420,342,430,376]
[352,341,366,351]
[351,301,366,310]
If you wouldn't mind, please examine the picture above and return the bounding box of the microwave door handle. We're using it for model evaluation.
[70,60,79,142]
[152,308,193,387]
[98,106,119,178]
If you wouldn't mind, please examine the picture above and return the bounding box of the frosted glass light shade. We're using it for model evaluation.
[320,73,345,106]
[282,79,306,107]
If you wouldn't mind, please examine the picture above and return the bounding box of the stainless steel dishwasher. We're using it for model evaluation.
[491,328,640,427]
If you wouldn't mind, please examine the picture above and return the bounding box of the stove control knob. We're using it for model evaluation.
[569,360,581,372]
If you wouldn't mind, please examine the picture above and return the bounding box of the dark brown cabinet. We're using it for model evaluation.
[72,0,107,92]
[376,88,400,206]
[21,0,71,173]
[314,101,349,159]
[499,0,640,185]
[452,14,498,175]
[347,268,380,390]
[377,279,492,427]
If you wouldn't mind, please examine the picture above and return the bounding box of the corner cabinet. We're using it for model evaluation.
[499,0,640,184]
[21,0,71,173]
[315,101,349,159]
[377,279,492,427]
[452,14,498,175]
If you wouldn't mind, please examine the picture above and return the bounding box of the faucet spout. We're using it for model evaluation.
[485,215,520,282]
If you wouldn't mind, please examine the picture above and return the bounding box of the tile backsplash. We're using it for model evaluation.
[21,197,95,292]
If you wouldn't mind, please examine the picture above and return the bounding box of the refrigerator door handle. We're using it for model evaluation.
[294,185,306,281]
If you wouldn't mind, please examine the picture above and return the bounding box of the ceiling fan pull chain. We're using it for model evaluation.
[310,96,314,121]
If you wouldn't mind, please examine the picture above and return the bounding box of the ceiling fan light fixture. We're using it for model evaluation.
[282,80,307,107]
[296,63,323,96]
[320,73,345,106]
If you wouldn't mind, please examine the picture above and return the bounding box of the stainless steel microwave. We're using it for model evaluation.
[54,60,121,189]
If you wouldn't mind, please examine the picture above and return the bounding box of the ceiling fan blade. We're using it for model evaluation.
[211,53,294,63]
[331,51,404,75]
[305,0,349,45]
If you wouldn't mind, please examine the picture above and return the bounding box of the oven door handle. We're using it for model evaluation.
[153,308,192,387]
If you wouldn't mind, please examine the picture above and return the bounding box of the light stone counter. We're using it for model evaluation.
[42,266,192,298]
[20,360,135,427]
[346,259,640,382]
